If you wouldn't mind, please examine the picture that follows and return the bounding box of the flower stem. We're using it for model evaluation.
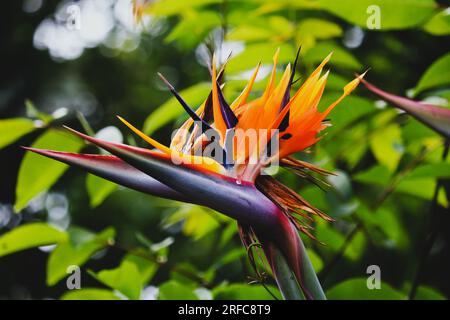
[272,235,326,300]
[297,235,327,300]
[272,249,305,300]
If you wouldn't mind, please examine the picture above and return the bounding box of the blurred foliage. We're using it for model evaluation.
[0,0,449,300]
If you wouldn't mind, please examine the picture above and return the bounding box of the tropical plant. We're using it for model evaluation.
[0,0,449,300]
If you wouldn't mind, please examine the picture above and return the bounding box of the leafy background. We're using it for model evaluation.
[0,0,449,300]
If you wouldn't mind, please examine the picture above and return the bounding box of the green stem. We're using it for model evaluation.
[298,235,327,300]
[272,234,326,300]
[272,249,305,300]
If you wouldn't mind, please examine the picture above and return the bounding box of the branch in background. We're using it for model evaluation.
[320,141,442,282]
[409,139,449,300]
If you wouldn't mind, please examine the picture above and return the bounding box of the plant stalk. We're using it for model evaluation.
[272,234,326,300]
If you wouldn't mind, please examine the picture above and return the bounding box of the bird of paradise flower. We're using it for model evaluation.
[25,49,365,300]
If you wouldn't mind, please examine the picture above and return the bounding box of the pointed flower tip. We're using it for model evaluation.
[116,115,138,133]
[157,72,175,91]
[361,78,450,138]
[22,146,54,156]
[21,146,65,160]
[357,68,370,80]
[116,116,155,146]
[343,70,368,95]
[21,146,43,154]
[273,48,280,62]
[63,125,84,137]
[212,53,217,68]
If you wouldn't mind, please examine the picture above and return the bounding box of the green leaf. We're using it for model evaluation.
[303,42,361,70]
[326,278,404,299]
[369,124,404,172]
[169,262,203,287]
[165,11,222,49]
[47,227,115,286]
[301,18,342,39]
[407,163,450,180]
[0,223,68,257]
[91,260,143,300]
[25,100,53,124]
[61,288,120,300]
[226,43,295,74]
[297,18,342,40]
[218,222,238,248]
[396,178,448,206]
[143,82,211,134]
[227,25,278,42]
[158,280,198,300]
[407,285,447,300]
[356,205,407,248]
[315,220,366,260]
[318,0,436,30]
[315,220,346,251]
[212,247,246,269]
[227,15,294,42]
[144,0,221,16]
[423,9,450,36]
[15,129,83,211]
[213,283,280,300]
[319,94,375,134]
[0,118,36,149]
[86,174,117,208]
[164,204,223,240]
[326,73,352,91]
[122,249,158,284]
[354,165,447,206]
[415,53,450,94]
[402,118,438,141]
[344,230,367,260]
[353,165,391,186]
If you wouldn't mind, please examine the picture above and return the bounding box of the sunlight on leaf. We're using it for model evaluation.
[415,52,450,94]
[369,124,403,172]
[326,278,404,299]
[143,82,211,134]
[213,283,280,300]
[91,260,143,300]
[303,42,361,69]
[158,280,198,300]
[15,129,83,211]
[61,288,120,300]
[318,0,436,30]
[423,9,450,36]
[226,43,295,74]
[47,227,115,286]
[164,204,224,240]
[0,223,68,257]
[0,118,36,149]
[306,249,324,273]
[86,174,117,208]
[144,0,221,16]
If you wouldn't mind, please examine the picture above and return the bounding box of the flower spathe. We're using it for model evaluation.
[25,49,364,299]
